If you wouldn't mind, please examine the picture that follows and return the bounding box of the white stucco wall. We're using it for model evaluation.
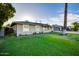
[43,26,52,33]
[29,25,36,33]
[12,25,17,33]
[13,24,52,36]
[35,25,43,33]
[16,24,23,36]
[22,24,33,35]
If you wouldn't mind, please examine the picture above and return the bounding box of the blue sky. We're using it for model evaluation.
[12,3,64,18]
[4,3,79,26]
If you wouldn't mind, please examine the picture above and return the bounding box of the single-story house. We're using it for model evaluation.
[52,24,63,31]
[52,25,73,31]
[11,21,52,36]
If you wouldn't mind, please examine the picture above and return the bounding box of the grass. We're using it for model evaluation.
[0,32,79,56]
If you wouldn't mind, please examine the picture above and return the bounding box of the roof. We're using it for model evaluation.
[11,21,52,27]
[52,24,63,27]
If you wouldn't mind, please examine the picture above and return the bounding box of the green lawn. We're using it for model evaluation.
[0,32,79,56]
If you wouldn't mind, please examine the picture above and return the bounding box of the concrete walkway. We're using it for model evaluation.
[54,31,79,34]
[66,31,79,34]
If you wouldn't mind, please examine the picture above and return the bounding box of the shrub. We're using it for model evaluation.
[33,32,37,35]
[5,27,14,35]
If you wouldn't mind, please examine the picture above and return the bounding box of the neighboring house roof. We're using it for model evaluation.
[11,21,52,27]
[52,24,63,28]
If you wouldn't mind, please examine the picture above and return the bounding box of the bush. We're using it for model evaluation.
[6,33,16,36]
[5,27,14,35]
[33,32,37,35]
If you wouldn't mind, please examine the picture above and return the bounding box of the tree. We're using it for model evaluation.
[0,3,16,29]
[72,22,79,31]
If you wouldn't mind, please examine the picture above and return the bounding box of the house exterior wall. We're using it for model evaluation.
[12,24,52,36]
[47,27,52,32]
[12,24,23,36]
[22,24,35,35]
[29,25,36,33]
[16,24,23,36]
[35,25,43,33]
[42,26,51,33]
[52,25,63,31]
[12,25,17,33]
[43,26,47,32]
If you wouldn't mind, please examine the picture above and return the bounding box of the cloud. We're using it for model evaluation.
[58,9,79,14]
[3,13,79,27]
[48,13,79,26]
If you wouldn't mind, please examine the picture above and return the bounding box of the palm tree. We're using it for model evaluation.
[62,3,68,35]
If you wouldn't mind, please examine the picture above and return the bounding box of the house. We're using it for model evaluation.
[52,24,63,31]
[52,25,73,32]
[11,21,52,36]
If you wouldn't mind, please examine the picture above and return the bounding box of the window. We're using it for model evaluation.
[23,25,29,32]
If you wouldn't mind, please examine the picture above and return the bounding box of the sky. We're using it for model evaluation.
[4,3,79,26]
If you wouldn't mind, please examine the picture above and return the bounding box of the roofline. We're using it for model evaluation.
[11,21,52,27]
